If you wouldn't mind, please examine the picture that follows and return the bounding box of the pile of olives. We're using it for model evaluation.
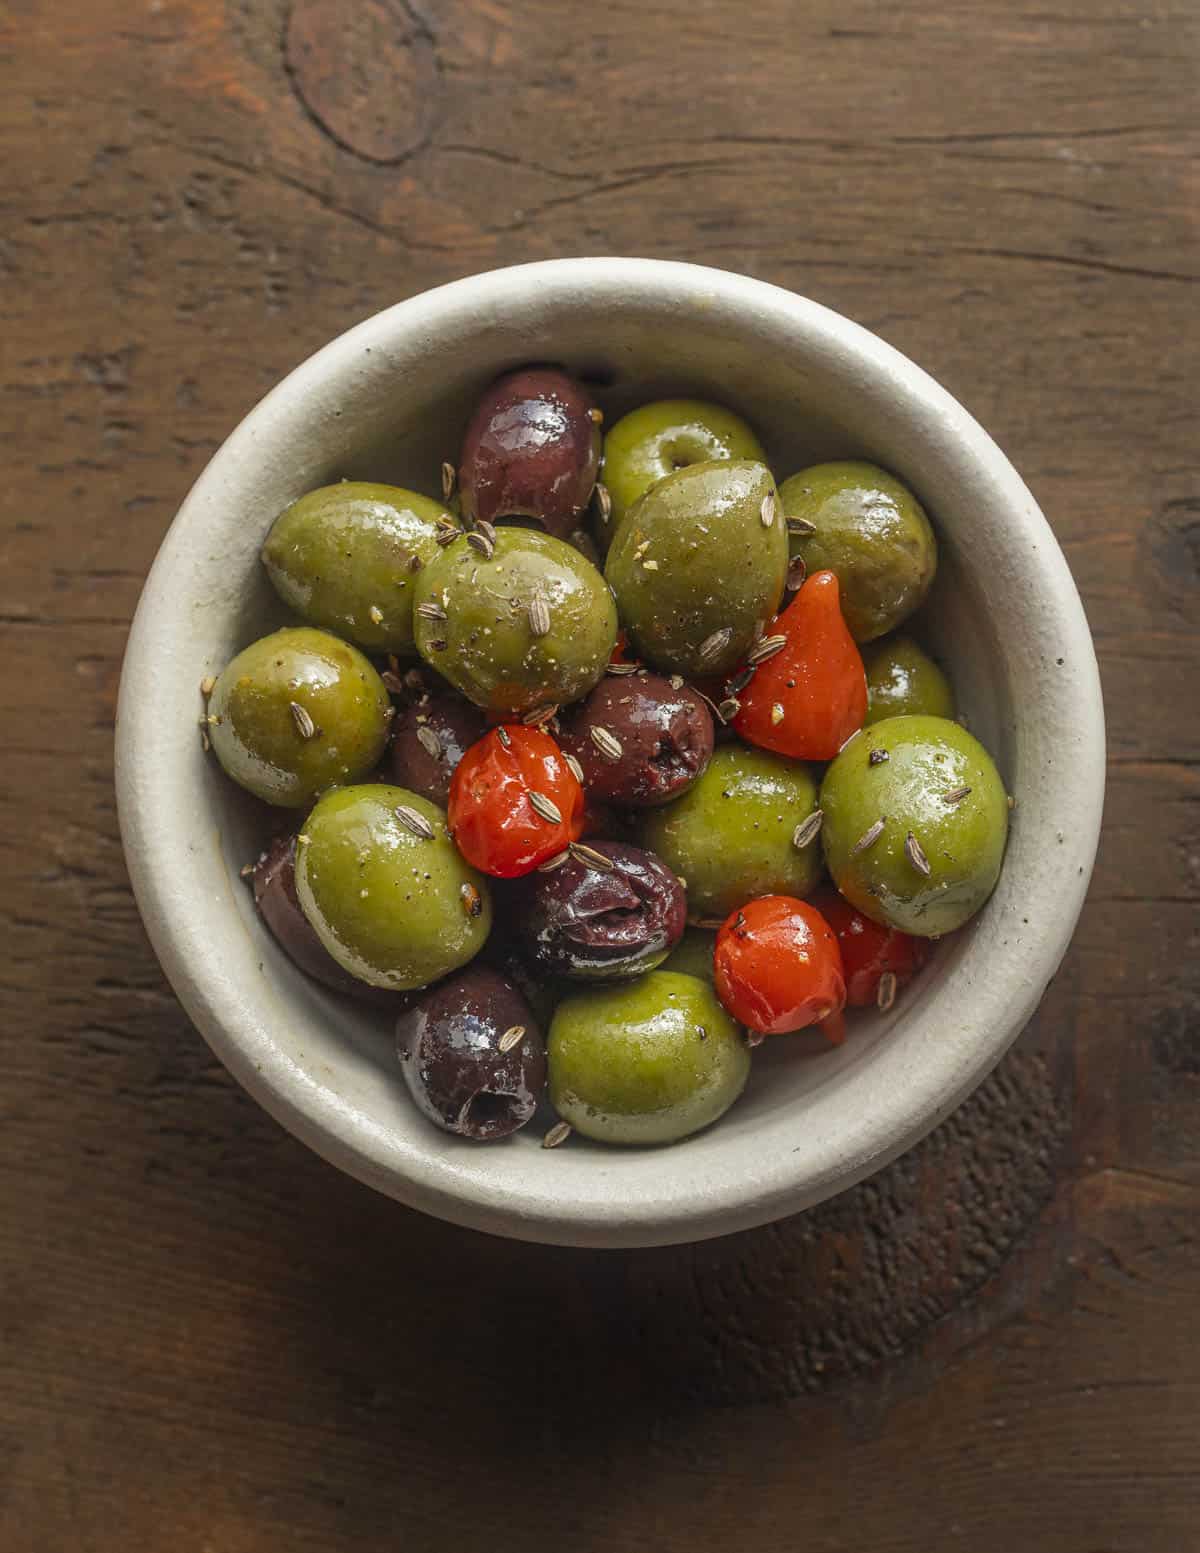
[205,368,1010,1150]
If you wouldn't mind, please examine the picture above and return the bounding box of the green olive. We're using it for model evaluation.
[640,744,822,919]
[780,461,937,641]
[208,627,392,808]
[605,460,787,678]
[597,399,766,553]
[261,483,451,654]
[863,634,955,725]
[412,527,618,716]
[658,927,717,985]
[547,971,750,1145]
[295,785,491,990]
[820,714,1009,937]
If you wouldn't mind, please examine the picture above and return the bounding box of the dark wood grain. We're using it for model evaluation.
[1,0,1196,1548]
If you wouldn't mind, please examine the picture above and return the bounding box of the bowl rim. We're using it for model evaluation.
[115,257,1105,1247]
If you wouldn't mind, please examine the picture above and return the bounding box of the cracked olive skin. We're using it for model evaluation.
[863,634,956,725]
[820,715,1009,937]
[388,691,487,805]
[458,367,601,541]
[605,460,787,678]
[639,744,822,919]
[557,672,714,807]
[596,398,766,553]
[251,833,399,1004]
[294,784,492,990]
[547,971,750,1145]
[261,483,450,654]
[518,840,687,981]
[780,462,937,642]
[412,526,618,716]
[208,627,392,808]
[396,965,546,1140]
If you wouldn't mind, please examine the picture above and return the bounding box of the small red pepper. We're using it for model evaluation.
[714,895,846,1037]
[732,569,867,760]
[448,725,584,878]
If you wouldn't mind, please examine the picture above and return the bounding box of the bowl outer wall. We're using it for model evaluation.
[115,258,1105,1248]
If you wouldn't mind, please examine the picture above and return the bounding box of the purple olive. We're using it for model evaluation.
[396,965,546,1140]
[558,673,714,807]
[251,834,398,1005]
[518,840,687,981]
[389,691,487,805]
[458,367,601,540]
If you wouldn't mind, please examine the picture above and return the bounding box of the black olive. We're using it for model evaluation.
[395,966,546,1140]
[517,841,687,980]
[389,692,487,806]
[251,833,398,1005]
[557,673,713,807]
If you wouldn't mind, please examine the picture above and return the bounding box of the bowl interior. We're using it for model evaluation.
[117,260,1102,1246]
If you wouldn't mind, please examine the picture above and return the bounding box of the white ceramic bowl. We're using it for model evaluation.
[116,258,1104,1248]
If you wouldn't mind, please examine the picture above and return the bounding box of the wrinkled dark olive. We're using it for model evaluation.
[518,840,687,981]
[558,673,714,807]
[389,692,487,805]
[458,366,601,540]
[396,965,546,1140]
[251,834,397,1005]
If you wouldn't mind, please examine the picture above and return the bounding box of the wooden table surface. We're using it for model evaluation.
[3,1,1197,1548]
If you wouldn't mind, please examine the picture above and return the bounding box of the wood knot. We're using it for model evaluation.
[284,0,441,164]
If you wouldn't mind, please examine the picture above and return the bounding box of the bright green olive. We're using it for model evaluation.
[597,399,766,553]
[547,971,750,1145]
[207,627,391,808]
[412,527,618,716]
[820,714,1009,937]
[780,461,937,641]
[863,634,955,725]
[640,744,822,919]
[605,460,787,679]
[261,483,451,654]
[294,785,491,990]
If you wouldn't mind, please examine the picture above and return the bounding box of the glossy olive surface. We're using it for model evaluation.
[863,634,956,725]
[458,367,601,540]
[597,398,765,550]
[557,672,713,807]
[640,743,822,919]
[780,461,937,641]
[396,965,545,1140]
[820,715,1009,937]
[605,459,787,678]
[261,482,449,653]
[518,840,687,981]
[547,971,750,1145]
[294,784,492,989]
[412,526,618,716]
[208,627,392,807]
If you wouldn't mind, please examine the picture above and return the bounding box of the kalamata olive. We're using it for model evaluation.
[389,691,487,805]
[251,834,397,1005]
[458,366,601,540]
[518,840,687,980]
[396,966,546,1140]
[558,673,714,807]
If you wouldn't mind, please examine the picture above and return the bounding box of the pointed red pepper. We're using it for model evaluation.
[732,569,867,760]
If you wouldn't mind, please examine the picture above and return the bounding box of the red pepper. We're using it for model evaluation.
[448,726,584,878]
[714,895,846,1037]
[732,569,867,760]
[811,889,931,1008]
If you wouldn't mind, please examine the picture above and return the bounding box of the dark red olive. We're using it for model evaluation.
[458,366,601,540]
[518,840,687,981]
[389,691,487,805]
[557,673,714,807]
[396,965,546,1140]
[251,834,398,1005]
